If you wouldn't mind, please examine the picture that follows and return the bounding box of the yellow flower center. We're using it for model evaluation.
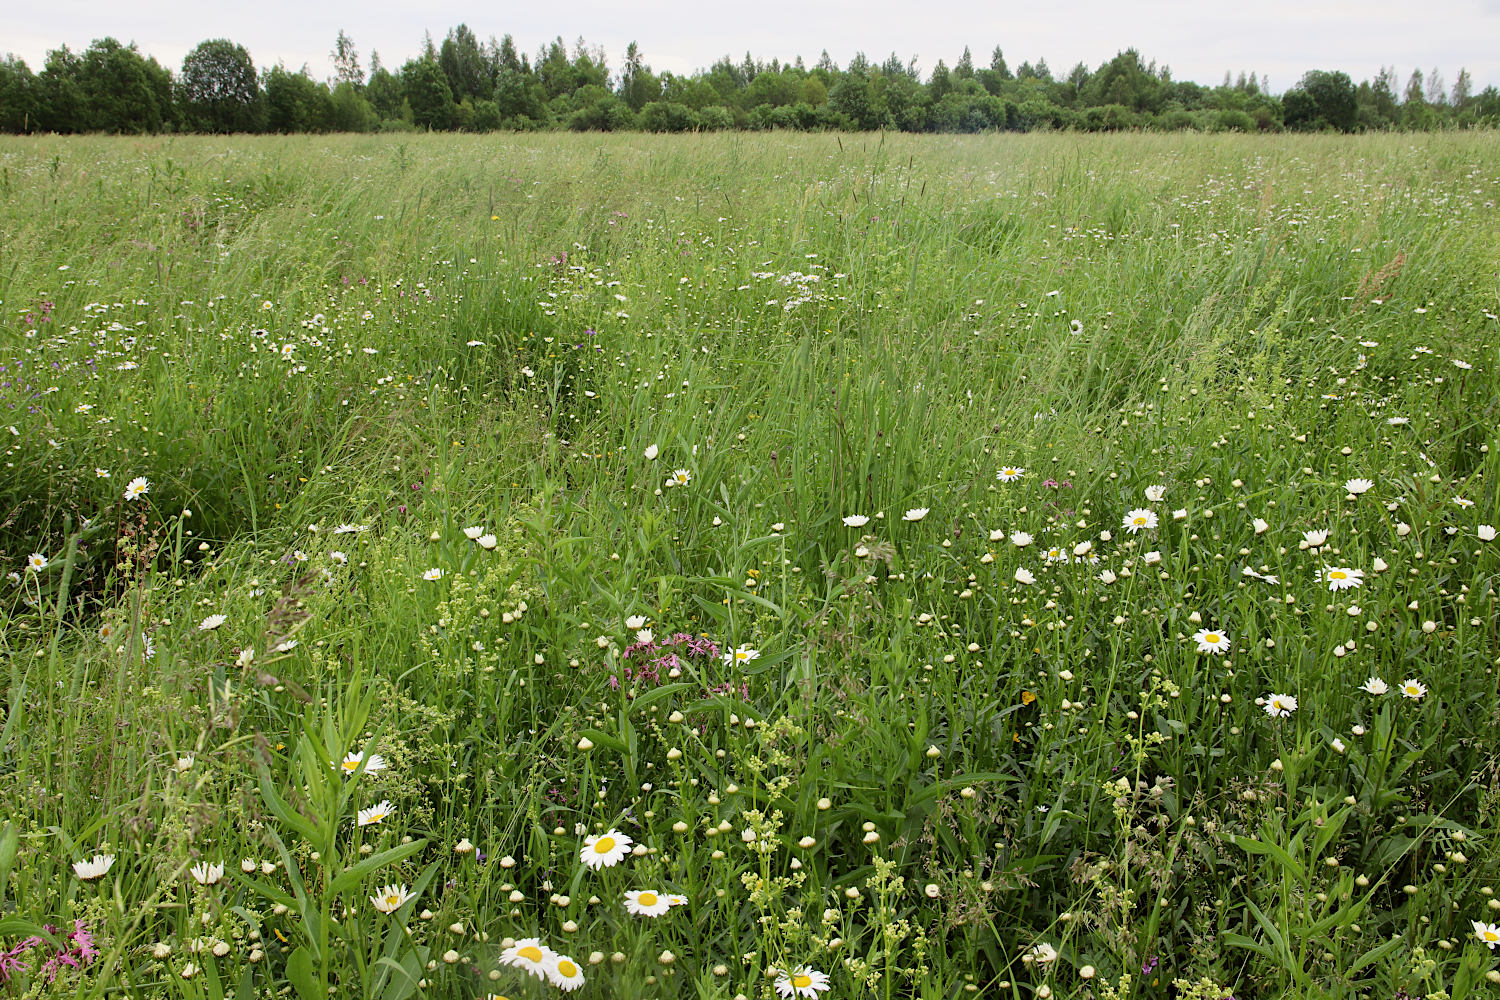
[1204,634,1220,644]
[557,960,578,977]
[342,760,359,771]
[1486,930,1499,941]
[1133,517,1146,524]
[594,836,615,854]
[793,974,812,988]
[385,894,400,907]
[639,892,658,906]
[517,946,544,963]
[1330,571,1346,579]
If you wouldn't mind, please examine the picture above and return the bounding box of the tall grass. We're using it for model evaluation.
[0,130,1497,999]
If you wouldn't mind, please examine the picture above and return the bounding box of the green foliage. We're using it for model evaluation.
[179,38,262,133]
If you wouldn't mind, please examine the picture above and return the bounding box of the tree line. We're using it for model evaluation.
[1,29,1496,135]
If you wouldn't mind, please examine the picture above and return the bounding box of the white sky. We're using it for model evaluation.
[7,0,1498,94]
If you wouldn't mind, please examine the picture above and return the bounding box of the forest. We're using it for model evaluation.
[1,27,1497,135]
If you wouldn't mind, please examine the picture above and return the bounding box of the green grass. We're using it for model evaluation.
[0,130,1498,1000]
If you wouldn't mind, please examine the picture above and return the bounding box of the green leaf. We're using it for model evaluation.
[328,839,427,896]
[285,946,321,1000]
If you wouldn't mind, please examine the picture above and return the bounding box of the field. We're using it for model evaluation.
[1,130,1498,1000]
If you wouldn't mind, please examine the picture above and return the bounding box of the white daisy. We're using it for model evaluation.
[370,884,413,913]
[73,853,116,880]
[498,938,555,980]
[26,553,48,572]
[1360,677,1389,696]
[1344,478,1374,495]
[189,861,224,885]
[842,514,869,527]
[996,467,1026,482]
[1318,566,1363,591]
[580,829,631,869]
[1122,508,1158,533]
[903,507,929,521]
[1192,628,1231,654]
[546,952,586,991]
[1144,484,1167,502]
[338,751,388,776]
[724,644,761,666]
[198,614,227,631]
[124,476,150,501]
[1263,693,1297,718]
[1400,679,1427,700]
[623,889,673,917]
[357,800,394,826]
[773,966,831,997]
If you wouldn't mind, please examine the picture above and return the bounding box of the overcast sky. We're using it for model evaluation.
[7,0,1498,94]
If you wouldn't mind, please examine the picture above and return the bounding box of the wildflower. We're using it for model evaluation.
[1010,531,1033,547]
[370,884,413,913]
[1027,943,1060,964]
[1479,525,1497,541]
[724,644,761,666]
[190,862,224,885]
[903,507,929,521]
[1473,920,1500,949]
[623,890,673,917]
[1192,628,1231,654]
[1399,679,1427,700]
[1014,568,1035,585]
[546,953,586,991]
[774,966,831,997]
[422,568,443,581]
[1122,508,1158,533]
[463,526,485,539]
[1454,497,1474,509]
[644,444,659,460]
[1145,484,1167,502]
[669,469,691,486]
[338,751,388,776]
[477,533,498,549]
[996,467,1026,482]
[26,553,47,572]
[1318,566,1364,591]
[625,615,648,629]
[580,830,631,869]
[1264,693,1298,718]
[1172,508,1188,520]
[357,800,394,826]
[842,514,869,527]
[1360,677,1389,695]
[124,476,149,501]
[1453,359,1473,370]
[198,614,227,631]
[329,550,348,565]
[73,854,115,880]
[499,938,555,980]
[95,468,111,478]
[1301,529,1329,548]
[333,523,368,534]
[1253,517,1269,534]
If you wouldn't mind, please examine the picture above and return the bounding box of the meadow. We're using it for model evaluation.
[0,129,1498,1000]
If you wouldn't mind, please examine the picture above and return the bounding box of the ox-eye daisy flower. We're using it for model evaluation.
[357,800,394,826]
[996,466,1026,482]
[1264,693,1298,718]
[842,514,869,527]
[1318,566,1363,591]
[580,829,631,869]
[1344,478,1374,495]
[724,644,761,666]
[903,507,929,521]
[774,966,831,997]
[73,854,115,880]
[546,953,585,991]
[669,468,691,486]
[338,751,388,776]
[1192,628,1231,654]
[198,614,227,631]
[1360,677,1389,695]
[124,476,149,501]
[1473,920,1500,950]
[26,553,47,572]
[499,938,555,980]
[624,889,673,917]
[190,861,224,885]
[1400,679,1427,700]
[1122,508,1158,533]
[1145,484,1167,502]
[370,884,413,913]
